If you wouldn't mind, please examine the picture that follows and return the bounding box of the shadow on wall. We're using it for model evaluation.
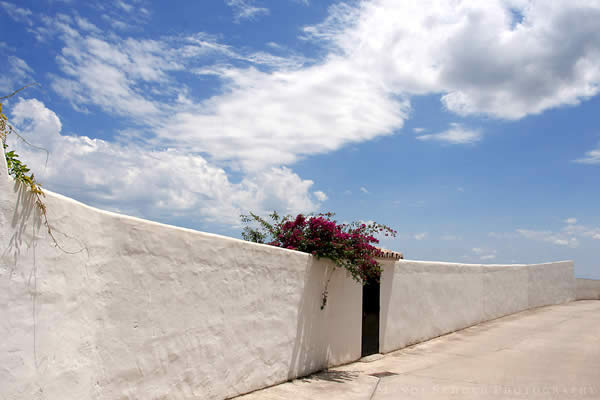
[287,257,362,380]
[379,259,396,353]
[287,257,331,379]
[3,181,42,272]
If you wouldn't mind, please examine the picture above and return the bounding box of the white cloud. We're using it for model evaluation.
[575,147,600,164]
[493,218,600,248]
[99,1,151,31]
[226,0,269,22]
[165,60,407,170]
[116,0,134,12]
[417,123,482,144]
[488,231,518,239]
[0,56,34,93]
[472,247,484,255]
[48,23,369,172]
[6,98,323,225]
[183,32,310,70]
[516,218,600,247]
[517,229,579,248]
[303,0,600,119]
[75,16,100,34]
[0,1,33,25]
[360,187,369,194]
[17,0,600,176]
[563,222,600,241]
[414,232,427,240]
[313,191,328,201]
[413,127,425,133]
[472,247,496,260]
[49,29,185,119]
[12,0,600,226]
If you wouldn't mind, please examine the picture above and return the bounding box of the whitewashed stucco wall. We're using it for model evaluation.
[379,259,576,353]
[1,151,578,400]
[576,279,600,300]
[0,156,362,400]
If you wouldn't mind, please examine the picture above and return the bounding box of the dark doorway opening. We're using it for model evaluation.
[361,277,380,357]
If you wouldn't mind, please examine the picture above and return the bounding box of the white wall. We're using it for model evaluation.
[0,151,578,400]
[0,156,361,400]
[576,279,600,300]
[379,260,575,353]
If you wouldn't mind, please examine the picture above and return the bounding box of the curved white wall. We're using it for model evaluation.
[576,279,600,300]
[0,152,577,400]
[379,259,575,353]
[0,157,361,400]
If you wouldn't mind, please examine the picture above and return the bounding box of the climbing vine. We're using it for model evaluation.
[1,86,84,254]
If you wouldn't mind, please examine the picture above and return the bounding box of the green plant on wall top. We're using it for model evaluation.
[1,87,44,195]
[1,86,84,254]
[241,211,397,308]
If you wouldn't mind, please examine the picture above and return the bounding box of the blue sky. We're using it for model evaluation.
[1,0,599,278]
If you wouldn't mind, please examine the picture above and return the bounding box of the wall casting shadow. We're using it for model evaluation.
[378,259,396,354]
[287,256,335,380]
[2,181,42,272]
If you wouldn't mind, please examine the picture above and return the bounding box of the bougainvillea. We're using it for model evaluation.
[241,211,397,284]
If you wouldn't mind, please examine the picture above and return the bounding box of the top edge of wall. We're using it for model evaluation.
[50,189,317,256]
[397,259,573,268]
[0,152,312,258]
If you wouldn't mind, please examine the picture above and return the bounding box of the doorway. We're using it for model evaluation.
[361,277,380,357]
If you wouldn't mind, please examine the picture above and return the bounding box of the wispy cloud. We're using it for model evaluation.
[515,218,600,248]
[313,191,328,201]
[0,1,33,25]
[226,0,269,23]
[488,231,518,239]
[360,187,369,194]
[517,229,579,248]
[116,0,133,12]
[0,56,34,93]
[473,247,497,260]
[574,147,600,164]
[414,232,427,240]
[417,123,482,144]
[563,222,600,241]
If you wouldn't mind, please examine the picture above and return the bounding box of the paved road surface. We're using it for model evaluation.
[237,301,600,399]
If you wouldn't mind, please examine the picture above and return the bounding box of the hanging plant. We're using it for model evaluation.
[2,86,84,254]
[241,211,397,308]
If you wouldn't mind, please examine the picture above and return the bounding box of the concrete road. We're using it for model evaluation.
[237,301,600,399]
